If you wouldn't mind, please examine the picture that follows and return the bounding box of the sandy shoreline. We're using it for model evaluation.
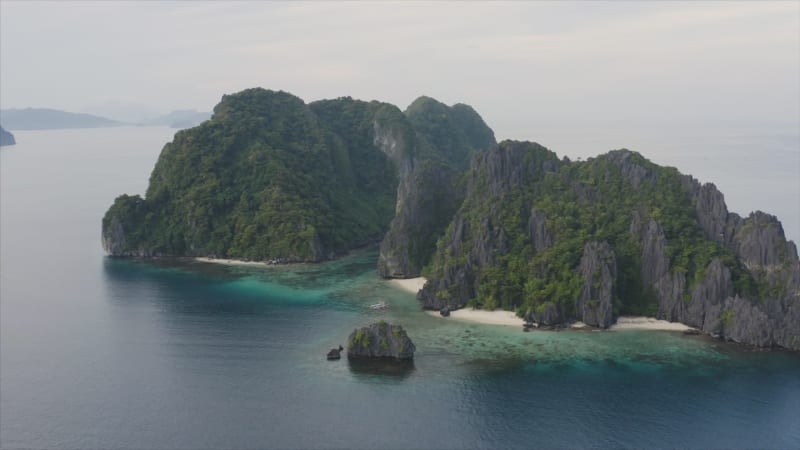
[388,277,427,294]
[426,309,525,326]
[194,257,275,267]
[426,310,692,331]
[609,316,693,331]
[192,264,693,333]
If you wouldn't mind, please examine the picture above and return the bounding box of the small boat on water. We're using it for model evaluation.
[369,300,389,310]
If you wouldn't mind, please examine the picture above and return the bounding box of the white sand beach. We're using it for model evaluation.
[610,316,694,331]
[388,277,427,294]
[194,257,272,267]
[424,311,691,330]
[426,308,524,327]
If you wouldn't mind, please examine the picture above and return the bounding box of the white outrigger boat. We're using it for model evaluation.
[368,300,389,310]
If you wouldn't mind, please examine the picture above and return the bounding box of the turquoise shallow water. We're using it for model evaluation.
[2,128,800,449]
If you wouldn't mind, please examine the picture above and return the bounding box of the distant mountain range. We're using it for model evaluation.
[0,108,211,131]
[1,108,123,130]
[140,110,211,129]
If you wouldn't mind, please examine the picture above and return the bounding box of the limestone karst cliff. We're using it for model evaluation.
[378,96,496,278]
[419,141,800,349]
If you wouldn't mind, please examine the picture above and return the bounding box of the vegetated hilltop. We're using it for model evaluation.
[0,125,15,146]
[419,141,800,350]
[102,88,494,264]
[0,108,123,130]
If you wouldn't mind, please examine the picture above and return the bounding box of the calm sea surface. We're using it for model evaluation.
[1,127,799,449]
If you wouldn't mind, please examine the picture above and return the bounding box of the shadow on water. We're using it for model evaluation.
[347,358,416,379]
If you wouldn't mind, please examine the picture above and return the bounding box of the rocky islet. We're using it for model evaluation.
[102,88,800,351]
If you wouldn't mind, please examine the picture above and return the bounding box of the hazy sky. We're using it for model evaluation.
[2,1,799,136]
[1,1,799,240]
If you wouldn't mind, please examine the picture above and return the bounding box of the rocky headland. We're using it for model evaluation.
[419,142,800,350]
[0,126,15,146]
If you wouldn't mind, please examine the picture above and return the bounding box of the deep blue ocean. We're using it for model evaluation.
[1,127,799,449]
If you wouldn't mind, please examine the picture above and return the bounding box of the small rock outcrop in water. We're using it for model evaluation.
[327,345,343,360]
[346,322,415,360]
[0,126,15,146]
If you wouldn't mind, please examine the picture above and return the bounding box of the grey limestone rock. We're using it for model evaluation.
[418,142,560,311]
[422,142,800,350]
[528,209,552,252]
[346,322,416,360]
[631,207,800,349]
[606,150,657,189]
[526,302,563,327]
[378,160,464,278]
[685,258,733,334]
[576,242,617,328]
[377,98,496,279]
[102,216,159,257]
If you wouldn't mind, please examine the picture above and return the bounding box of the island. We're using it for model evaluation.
[0,126,15,146]
[102,87,800,351]
[347,322,415,360]
[0,108,122,130]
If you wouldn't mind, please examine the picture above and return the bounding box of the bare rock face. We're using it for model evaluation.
[685,258,733,334]
[346,322,415,360]
[102,216,128,256]
[631,207,800,350]
[734,212,798,270]
[378,160,464,278]
[418,142,560,311]
[420,143,800,350]
[527,302,563,327]
[528,209,552,252]
[377,97,496,279]
[606,150,657,189]
[574,242,617,328]
[632,216,686,322]
[102,197,161,257]
[417,211,509,311]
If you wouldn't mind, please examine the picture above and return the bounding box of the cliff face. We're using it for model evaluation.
[378,160,465,277]
[576,242,617,328]
[0,126,15,146]
[421,141,800,350]
[377,97,496,278]
[634,179,800,348]
[418,141,562,311]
